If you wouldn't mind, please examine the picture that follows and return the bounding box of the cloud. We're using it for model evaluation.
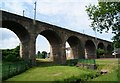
[0,28,20,49]
[0,37,20,49]
[0,28,18,40]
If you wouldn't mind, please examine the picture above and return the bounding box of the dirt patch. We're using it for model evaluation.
[100,69,108,75]
[53,73,62,76]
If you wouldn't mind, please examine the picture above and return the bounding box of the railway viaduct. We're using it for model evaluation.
[0,10,113,65]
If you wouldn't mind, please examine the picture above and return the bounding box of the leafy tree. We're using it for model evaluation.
[86,2,120,48]
[42,51,47,59]
[36,51,41,58]
[13,45,20,57]
[36,51,47,59]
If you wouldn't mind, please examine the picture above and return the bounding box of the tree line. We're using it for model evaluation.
[36,51,48,59]
[2,45,49,62]
[2,45,22,62]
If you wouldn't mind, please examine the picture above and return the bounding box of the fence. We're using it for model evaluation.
[67,59,96,66]
[2,61,30,80]
[78,59,96,64]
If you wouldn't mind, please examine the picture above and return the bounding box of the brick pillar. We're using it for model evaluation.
[20,39,29,63]
[61,44,66,64]
[29,35,36,66]
[51,43,66,64]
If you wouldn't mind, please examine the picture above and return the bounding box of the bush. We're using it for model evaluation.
[97,48,105,58]
[5,54,19,62]
[66,59,78,66]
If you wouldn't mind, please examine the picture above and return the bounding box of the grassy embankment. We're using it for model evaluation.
[4,58,119,82]
[90,59,119,81]
[5,59,97,82]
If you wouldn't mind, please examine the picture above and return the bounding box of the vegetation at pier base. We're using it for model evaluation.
[86,2,120,48]
[96,48,105,58]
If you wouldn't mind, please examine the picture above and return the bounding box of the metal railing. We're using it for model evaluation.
[67,59,96,66]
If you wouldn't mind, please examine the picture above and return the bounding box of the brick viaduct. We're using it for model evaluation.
[0,10,112,65]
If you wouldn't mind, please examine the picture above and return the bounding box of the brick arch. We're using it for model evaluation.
[97,42,105,50]
[35,29,63,63]
[2,20,30,61]
[85,40,96,59]
[65,35,84,59]
[2,20,30,41]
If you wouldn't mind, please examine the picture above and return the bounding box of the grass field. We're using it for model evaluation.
[5,59,97,81]
[3,58,120,82]
[90,58,119,81]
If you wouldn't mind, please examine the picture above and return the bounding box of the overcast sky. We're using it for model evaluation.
[0,0,114,53]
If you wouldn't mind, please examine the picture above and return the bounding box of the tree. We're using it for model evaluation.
[86,2,120,48]
[37,51,41,58]
[13,45,20,57]
[2,45,20,62]
[36,51,47,59]
[42,51,47,59]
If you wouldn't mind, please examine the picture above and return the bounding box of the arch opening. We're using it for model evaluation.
[0,28,20,49]
[97,42,105,58]
[36,30,62,63]
[65,42,72,59]
[85,40,96,59]
[0,28,21,61]
[66,36,84,59]
[2,20,30,60]
[36,35,50,59]
[98,43,105,49]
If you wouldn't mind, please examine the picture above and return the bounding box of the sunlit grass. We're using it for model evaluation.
[6,65,95,81]
[3,58,119,82]
[90,58,119,81]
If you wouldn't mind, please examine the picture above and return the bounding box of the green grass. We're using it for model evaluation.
[6,66,92,81]
[96,59,118,72]
[90,58,119,81]
[91,69,118,81]
[5,59,96,81]
[3,58,119,82]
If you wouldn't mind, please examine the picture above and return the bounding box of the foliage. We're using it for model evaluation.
[36,51,47,59]
[86,2,120,48]
[42,51,47,58]
[2,45,21,62]
[96,48,105,56]
[66,59,78,66]
[2,61,30,80]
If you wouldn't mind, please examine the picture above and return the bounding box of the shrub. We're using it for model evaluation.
[5,54,18,62]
